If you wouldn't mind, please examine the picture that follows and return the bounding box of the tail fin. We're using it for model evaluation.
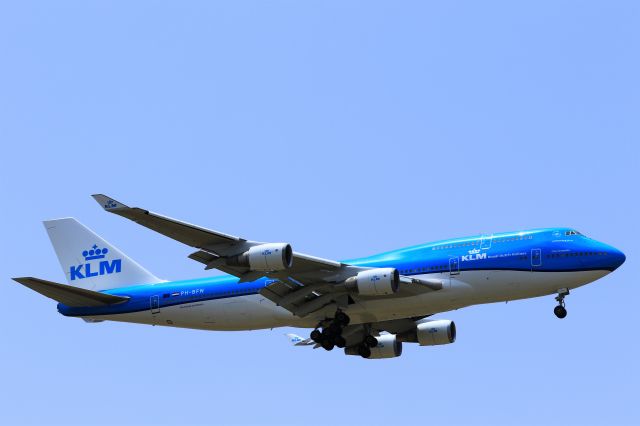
[44,218,163,291]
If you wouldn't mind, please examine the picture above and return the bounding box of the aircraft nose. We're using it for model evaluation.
[612,249,626,270]
[607,246,626,271]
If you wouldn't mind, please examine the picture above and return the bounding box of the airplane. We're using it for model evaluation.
[12,194,626,359]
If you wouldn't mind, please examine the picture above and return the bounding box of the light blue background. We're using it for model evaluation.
[1,2,638,425]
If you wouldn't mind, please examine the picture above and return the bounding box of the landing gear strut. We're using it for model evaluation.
[554,288,569,319]
[309,310,351,350]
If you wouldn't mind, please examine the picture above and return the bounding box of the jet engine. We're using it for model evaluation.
[344,334,403,359]
[344,268,399,296]
[416,320,456,346]
[227,243,293,271]
[396,319,456,346]
[369,334,403,358]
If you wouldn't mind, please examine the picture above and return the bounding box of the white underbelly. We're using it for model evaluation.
[84,294,295,331]
[304,269,610,325]
[82,269,609,331]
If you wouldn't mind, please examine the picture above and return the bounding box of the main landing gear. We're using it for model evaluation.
[554,288,569,319]
[310,310,351,351]
[356,334,379,359]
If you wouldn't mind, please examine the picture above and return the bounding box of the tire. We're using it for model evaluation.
[358,345,371,358]
[310,329,322,343]
[364,335,378,348]
[321,338,335,351]
[322,328,335,338]
[329,322,342,334]
[335,311,350,326]
[554,305,567,319]
[334,335,346,348]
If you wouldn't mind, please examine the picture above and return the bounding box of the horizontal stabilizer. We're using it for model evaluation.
[91,194,130,211]
[285,333,315,346]
[12,277,129,307]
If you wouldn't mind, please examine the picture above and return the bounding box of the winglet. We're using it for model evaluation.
[91,194,130,211]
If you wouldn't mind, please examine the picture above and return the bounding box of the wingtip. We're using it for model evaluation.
[91,194,129,210]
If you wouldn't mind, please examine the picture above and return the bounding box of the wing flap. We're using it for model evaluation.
[13,277,129,307]
[260,278,349,317]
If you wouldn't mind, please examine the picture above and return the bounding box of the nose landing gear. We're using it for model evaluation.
[554,288,569,319]
[554,305,567,319]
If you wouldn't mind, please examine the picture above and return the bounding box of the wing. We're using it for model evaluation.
[92,194,255,256]
[91,194,441,317]
[91,194,362,282]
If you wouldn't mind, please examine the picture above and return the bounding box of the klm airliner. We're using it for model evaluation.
[13,195,626,359]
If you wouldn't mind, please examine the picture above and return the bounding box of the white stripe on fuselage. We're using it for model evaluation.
[81,269,609,331]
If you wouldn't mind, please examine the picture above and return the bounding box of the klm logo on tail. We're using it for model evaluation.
[70,245,122,281]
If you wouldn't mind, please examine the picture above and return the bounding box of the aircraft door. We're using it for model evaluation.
[480,234,493,250]
[531,249,542,268]
[150,295,160,314]
[449,257,460,275]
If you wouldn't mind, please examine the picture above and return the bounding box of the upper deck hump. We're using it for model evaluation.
[344,227,574,266]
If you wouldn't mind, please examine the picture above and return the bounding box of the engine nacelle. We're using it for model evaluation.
[416,319,456,346]
[344,334,403,359]
[227,243,293,272]
[344,268,399,296]
[369,334,403,359]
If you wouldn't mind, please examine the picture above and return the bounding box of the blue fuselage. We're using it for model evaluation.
[58,227,625,322]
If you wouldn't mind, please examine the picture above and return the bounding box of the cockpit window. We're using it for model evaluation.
[565,230,582,236]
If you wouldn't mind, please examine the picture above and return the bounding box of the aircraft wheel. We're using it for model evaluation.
[364,335,378,348]
[554,305,567,319]
[310,329,322,343]
[328,322,342,335]
[334,335,346,348]
[321,338,335,351]
[335,311,350,326]
[358,345,371,358]
[322,327,336,338]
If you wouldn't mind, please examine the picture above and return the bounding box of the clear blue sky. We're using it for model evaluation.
[1,2,638,425]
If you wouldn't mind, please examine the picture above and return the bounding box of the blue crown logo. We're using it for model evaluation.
[82,244,109,261]
[104,199,117,209]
